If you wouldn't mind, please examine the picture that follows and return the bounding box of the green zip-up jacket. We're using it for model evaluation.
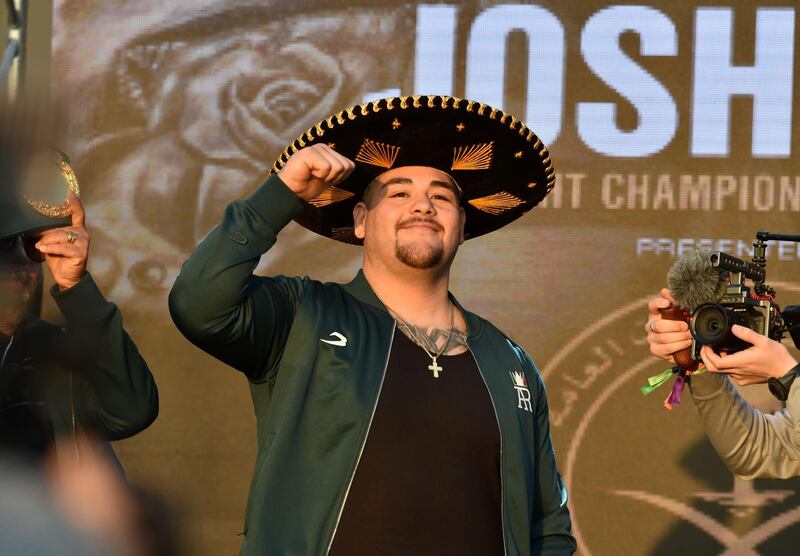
[1,273,159,459]
[169,174,575,556]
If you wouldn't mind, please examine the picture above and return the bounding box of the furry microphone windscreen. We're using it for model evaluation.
[666,249,728,310]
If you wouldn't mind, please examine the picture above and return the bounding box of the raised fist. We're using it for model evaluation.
[277,144,356,201]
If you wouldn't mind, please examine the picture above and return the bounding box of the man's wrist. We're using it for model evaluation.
[276,171,311,199]
[770,355,800,379]
[56,274,84,292]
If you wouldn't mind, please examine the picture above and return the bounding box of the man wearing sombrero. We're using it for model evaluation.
[171,95,575,555]
[0,151,159,461]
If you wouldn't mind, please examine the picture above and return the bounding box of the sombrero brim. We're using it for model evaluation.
[270,95,554,244]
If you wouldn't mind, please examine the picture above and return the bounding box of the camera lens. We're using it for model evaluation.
[691,304,729,345]
[690,303,750,352]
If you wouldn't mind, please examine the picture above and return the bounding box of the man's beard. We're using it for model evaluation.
[394,240,444,269]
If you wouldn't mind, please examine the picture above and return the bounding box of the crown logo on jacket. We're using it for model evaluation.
[510,370,528,388]
[510,371,532,412]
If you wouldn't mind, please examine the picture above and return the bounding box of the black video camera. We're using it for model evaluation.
[688,232,800,359]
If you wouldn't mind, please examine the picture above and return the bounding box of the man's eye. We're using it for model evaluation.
[432,194,452,201]
[390,191,408,198]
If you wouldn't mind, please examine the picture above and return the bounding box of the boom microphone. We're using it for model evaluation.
[666,249,728,311]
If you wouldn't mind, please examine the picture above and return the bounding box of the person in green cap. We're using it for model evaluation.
[171,95,574,555]
[0,151,158,462]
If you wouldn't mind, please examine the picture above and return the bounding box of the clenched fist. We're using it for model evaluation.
[278,144,356,201]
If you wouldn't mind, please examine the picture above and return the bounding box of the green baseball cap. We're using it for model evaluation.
[0,151,78,240]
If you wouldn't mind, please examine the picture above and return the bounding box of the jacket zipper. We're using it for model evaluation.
[70,372,80,464]
[469,344,508,556]
[0,335,13,370]
[325,321,396,555]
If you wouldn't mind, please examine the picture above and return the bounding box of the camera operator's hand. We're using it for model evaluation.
[700,326,798,386]
[646,288,692,364]
[278,144,356,201]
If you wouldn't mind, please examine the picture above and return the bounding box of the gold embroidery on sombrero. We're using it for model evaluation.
[354,139,401,169]
[25,153,81,218]
[331,226,359,244]
[451,141,494,171]
[308,185,355,208]
[58,157,80,197]
[272,95,555,242]
[468,192,525,215]
[25,197,72,218]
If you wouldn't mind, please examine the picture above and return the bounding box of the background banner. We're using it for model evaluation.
[50,1,800,553]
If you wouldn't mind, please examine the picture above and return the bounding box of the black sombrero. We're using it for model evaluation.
[269,95,554,243]
[0,151,78,240]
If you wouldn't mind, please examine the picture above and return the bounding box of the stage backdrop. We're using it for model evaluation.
[44,1,800,554]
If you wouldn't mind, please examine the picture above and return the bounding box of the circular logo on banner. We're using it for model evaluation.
[542,283,800,555]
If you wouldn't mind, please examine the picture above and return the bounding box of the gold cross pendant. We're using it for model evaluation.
[428,358,443,378]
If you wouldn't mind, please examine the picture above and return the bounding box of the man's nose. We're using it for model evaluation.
[410,193,436,215]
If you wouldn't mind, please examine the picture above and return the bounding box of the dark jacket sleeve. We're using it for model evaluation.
[168,173,307,382]
[524,354,576,554]
[52,273,159,441]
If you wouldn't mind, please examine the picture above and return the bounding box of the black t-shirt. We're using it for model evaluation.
[329,328,503,556]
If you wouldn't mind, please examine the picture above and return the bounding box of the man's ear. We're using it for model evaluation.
[353,202,367,239]
[458,206,466,245]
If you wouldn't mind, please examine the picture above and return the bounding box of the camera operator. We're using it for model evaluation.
[646,288,800,479]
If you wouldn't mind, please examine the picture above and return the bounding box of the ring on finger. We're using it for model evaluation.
[66,230,78,245]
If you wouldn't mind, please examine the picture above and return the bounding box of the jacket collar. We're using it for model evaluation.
[342,270,485,339]
[342,270,385,312]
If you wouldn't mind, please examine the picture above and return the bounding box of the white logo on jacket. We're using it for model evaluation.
[320,332,348,347]
[510,371,532,412]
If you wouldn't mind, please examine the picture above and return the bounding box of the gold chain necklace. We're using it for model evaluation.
[391,302,454,378]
